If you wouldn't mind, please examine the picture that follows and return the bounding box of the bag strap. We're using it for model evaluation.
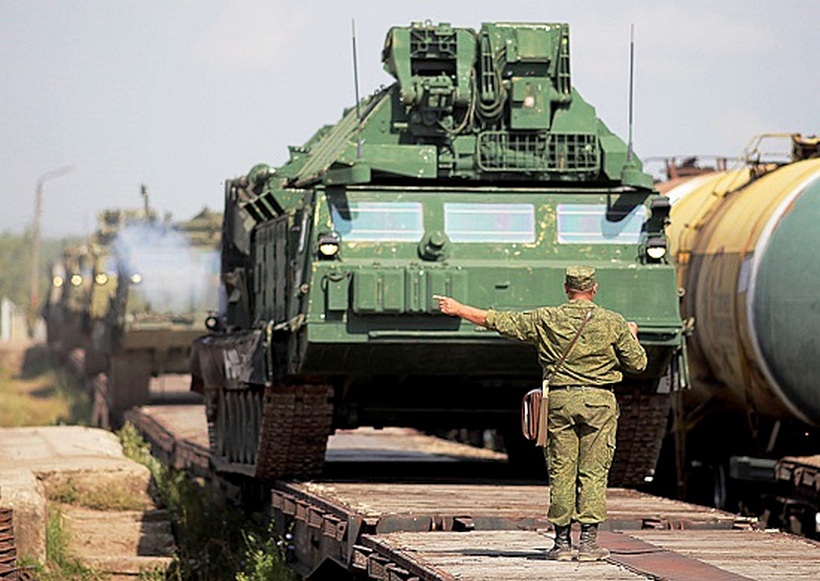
[544,308,595,389]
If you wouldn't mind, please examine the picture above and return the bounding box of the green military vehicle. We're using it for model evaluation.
[191,22,685,485]
[41,187,159,374]
[43,245,94,359]
[43,258,67,353]
[89,205,222,426]
[84,200,160,377]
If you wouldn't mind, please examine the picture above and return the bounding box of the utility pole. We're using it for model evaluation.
[30,166,73,322]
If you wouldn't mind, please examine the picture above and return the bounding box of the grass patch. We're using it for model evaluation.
[0,345,92,427]
[118,423,298,580]
[47,475,145,511]
[236,522,297,581]
[19,506,104,581]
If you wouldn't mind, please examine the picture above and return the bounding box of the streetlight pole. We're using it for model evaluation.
[30,166,74,320]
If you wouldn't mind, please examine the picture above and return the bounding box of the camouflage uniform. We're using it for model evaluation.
[485,266,646,526]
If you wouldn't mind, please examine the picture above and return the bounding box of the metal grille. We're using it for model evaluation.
[409,28,457,60]
[557,26,572,95]
[0,508,35,580]
[477,132,599,172]
[0,509,15,574]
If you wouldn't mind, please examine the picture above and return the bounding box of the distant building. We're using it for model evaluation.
[1,297,30,342]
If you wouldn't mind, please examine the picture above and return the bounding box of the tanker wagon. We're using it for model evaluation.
[191,22,685,485]
[662,134,820,509]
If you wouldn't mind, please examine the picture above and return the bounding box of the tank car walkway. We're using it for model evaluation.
[127,404,820,580]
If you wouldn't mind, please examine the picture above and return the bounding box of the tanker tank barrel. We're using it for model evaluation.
[663,134,820,467]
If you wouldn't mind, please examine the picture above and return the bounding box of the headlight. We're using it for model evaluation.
[317,232,340,259]
[52,276,64,288]
[130,273,143,284]
[205,315,220,331]
[70,274,83,286]
[646,237,668,261]
[94,273,109,285]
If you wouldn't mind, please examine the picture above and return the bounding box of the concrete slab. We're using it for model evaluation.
[0,425,155,562]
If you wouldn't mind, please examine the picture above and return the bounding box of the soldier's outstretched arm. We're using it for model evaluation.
[434,295,488,327]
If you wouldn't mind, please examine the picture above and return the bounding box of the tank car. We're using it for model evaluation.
[191,21,685,486]
[662,133,820,506]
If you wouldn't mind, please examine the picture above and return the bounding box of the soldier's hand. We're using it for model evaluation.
[433,295,461,317]
[627,321,639,337]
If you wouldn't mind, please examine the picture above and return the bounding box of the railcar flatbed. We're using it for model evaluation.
[127,402,820,580]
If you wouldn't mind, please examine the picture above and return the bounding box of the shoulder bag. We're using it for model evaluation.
[521,308,594,447]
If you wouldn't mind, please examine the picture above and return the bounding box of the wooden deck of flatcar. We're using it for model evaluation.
[124,404,211,476]
[126,402,820,580]
[277,482,820,580]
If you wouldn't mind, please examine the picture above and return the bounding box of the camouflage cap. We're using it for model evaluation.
[565,265,596,291]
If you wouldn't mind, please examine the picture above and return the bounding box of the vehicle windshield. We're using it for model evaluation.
[330,201,424,242]
[125,247,220,314]
[444,203,535,243]
[557,203,647,244]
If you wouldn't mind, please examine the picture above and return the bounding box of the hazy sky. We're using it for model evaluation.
[2,1,817,238]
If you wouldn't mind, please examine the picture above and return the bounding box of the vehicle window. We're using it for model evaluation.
[444,203,535,243]
[557,203,647,244]
[331,201,424,242]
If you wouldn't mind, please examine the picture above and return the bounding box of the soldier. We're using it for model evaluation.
[435,265,646,561]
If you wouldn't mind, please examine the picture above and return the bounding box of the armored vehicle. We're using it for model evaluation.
[191,22,685,485]
[41,187,159,374]
[42,244,93,359]
[42,259,67,353]
[84,199,160,377]
[90,206,222,425]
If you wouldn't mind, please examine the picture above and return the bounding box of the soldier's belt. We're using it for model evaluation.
[549,384,616,391]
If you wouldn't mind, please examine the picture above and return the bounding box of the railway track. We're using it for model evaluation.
[125,399,820,581]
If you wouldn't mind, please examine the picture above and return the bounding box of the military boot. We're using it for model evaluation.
[546,524,573,561]
[578,523,610,561]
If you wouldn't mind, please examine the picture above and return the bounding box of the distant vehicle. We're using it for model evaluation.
[42,244,92,357]
[42,186,222,426]
[90,205,222,426]
[191,21,685,485]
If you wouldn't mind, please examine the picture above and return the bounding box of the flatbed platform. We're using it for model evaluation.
[126,401,820,580]
[276,481,819,580]
[360,527,820,581]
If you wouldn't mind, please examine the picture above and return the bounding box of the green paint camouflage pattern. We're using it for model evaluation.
[486,299,647,385]
[546,387,618,524]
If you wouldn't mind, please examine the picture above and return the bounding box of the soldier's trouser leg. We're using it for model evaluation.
[575,389,618,524]
[545,392,581,526]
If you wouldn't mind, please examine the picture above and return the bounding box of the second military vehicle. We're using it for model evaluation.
[90,204,222,426]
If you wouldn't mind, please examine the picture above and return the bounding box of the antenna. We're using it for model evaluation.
[627,23,635,163]
[140,183,150,217]
[351,19,363,159]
